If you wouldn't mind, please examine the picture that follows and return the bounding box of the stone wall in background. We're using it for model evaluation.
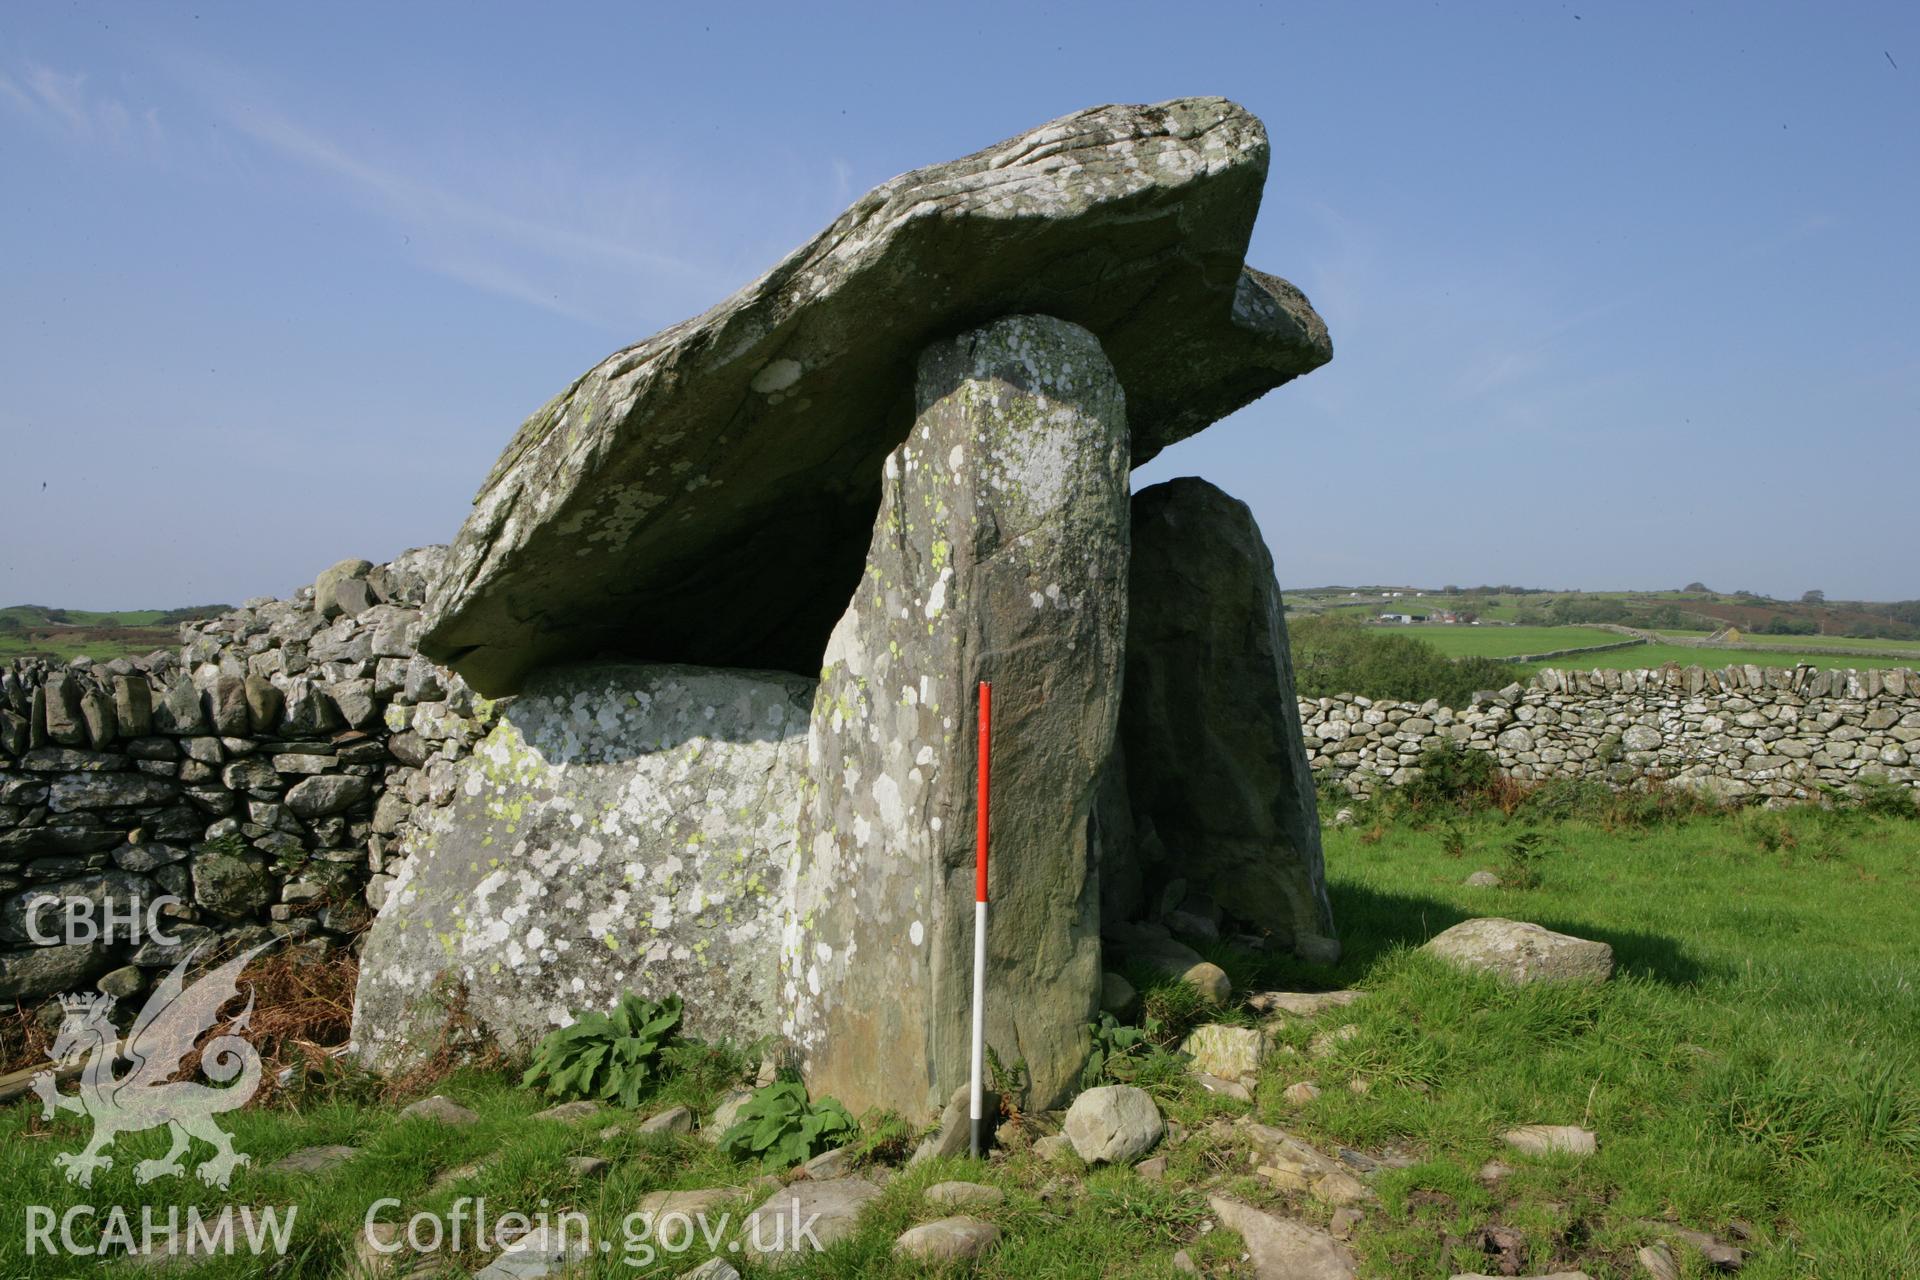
[1303,664,1920,802]
[9,547,1916,1012]
[0,549,494,1004]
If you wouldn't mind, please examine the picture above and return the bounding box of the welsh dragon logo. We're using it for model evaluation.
[32,941,273,1189]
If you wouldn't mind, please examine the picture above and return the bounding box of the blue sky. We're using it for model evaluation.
[2,1,1915,608]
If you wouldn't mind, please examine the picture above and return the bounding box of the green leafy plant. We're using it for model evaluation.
[1081,1012,1190,1089]
[1852,774,1919,819]
[718,1080,856,1170]
[1501,829,1553,889]
[985,1044,1029,1115]
[1403,739,1506,812]
[201,831,248,858]
[520,992,683,1106]
[850,1109,917,1165]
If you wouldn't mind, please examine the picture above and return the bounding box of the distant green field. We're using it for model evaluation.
[1517,644,1914,675]
[0,605,171,628]
[0,632,170,662]
[1397,625,1623,658]
[1655,629,1920,654]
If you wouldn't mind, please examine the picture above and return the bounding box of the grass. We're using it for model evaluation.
[1654,629,1920,654]
[1395,624,1920,673]
[0,606,174,628]
[0,602,226,662]
[3,803,1916,1277]
[1513,643,1915,674]
[1311,801,1920,1277]
[0,631,175,662]
[1402,625,1625,659]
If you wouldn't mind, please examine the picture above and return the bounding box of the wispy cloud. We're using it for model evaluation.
[229,107,702,289]
[110,41,735,330]
[0,63,164,152]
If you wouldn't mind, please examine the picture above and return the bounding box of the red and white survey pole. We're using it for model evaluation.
[968,679,993,1158]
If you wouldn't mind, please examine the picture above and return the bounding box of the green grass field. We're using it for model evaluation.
[1516,644,1915,675]
[4,800,1915,1277]
[1387,625,1919,677]
[1653,630,1920,654]
[0,606,174,628]
[0,633,172,663]
[1400,625,1624,659]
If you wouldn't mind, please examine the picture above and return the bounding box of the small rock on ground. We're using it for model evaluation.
[636,1187,742,1218]
[703,1089,752,1143]
[1135,1155,1168,1181]
[925,1180,1005,1208]
[566,1156,610,1178]
[532,1100,601,1123]
[892,1215,1002,1262]
[1207,1195,1356,1279]
[1032,1133,1073,1163]
[399,1095,479,1126]
[1635,1222,1747,1267]
[1183,1024,1266,1080]
[1100,970,1138,1017]
[129,1209,298,1269]
[741,1178,881,1262]
[1636,1243,1680,1280]
[678,1261,741,1280]
[269,1144,357,1175]
[1450,1273,1593,1280]
[1172,1248,1200,1273]
[1424,917,1614,985]
[1284,1081,1322,1104]
[1249,990,1364,1018]
[471,1225,588,1279]
[1329,1207,1363,1239]
[800,1145,857,1179]
[1464,870,1502,887]
[911,1083,1000,1163]
[1063,1085,1164,1164]
[1312,1170,1374,1207]
[1193,1072,1253,1101]
[350,1222,465,1278]
[640,1105,694,1135]
[1502,1124,1597,1156]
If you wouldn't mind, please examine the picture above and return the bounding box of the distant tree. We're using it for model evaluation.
[1800,589,1825,604]
[1288,615,1519,705]
[1759,614,1818,636]
[1442,584,1461,595]
[1684,582,1709,593]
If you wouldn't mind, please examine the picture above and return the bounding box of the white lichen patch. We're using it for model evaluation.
[353,663,815,1065]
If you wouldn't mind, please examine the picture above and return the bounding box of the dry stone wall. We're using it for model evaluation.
[12,542,1916,1013]
[1303,663,1920,802]
[0,549,494,1003]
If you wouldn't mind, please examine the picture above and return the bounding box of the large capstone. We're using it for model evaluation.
[780,314,1129,1119]
[421,97,1330,695]
[352,663,813,1067]
[1114,477,1336,961]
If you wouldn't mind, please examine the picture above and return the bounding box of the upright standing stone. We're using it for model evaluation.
[1116,478,1336,961]
[781,315,1130,1118]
